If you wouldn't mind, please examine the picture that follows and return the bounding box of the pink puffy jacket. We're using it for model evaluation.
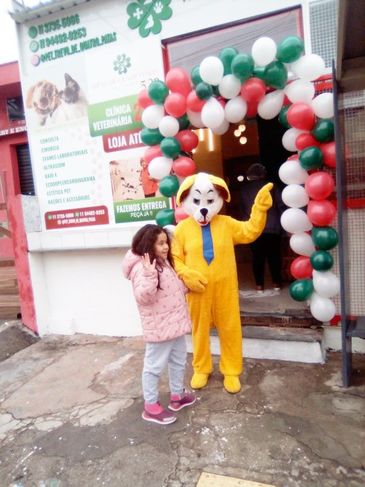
[122,250,192,342]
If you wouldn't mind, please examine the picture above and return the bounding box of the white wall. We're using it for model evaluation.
[29,247,142,337]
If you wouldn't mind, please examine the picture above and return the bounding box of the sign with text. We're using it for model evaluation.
[17,0,166,231]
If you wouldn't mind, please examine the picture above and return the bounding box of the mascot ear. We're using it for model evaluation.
[176,174,196,206]
[209,175,231,202]
[213,184,230,202]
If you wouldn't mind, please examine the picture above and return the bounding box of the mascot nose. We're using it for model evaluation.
[200,208,208,217]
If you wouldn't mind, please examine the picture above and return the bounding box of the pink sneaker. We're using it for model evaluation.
[168,390,196,412]
[142,402,176,425]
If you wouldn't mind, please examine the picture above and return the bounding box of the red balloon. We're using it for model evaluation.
[305,171,335,200]
[240,77,266,103]
[295,133,320,151]
[287,154,299,161]
[138,89,153,109]
[246,100,258,118]
[307,200,336,226]
[175,206,189,222]
[321,141,336,168]
[166,67,191,97]
[187,90,205,111]
[144,145,162,164]
[175,130,199,152]
[172,156,196,177]
[287,103,316,130]
[164,93,187,118]
[290,256,313,279]
[217,96,226,108]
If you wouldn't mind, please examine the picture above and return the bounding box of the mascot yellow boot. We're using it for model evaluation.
[172,172,273,393]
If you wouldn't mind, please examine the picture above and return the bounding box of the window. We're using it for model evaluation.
[16,144,35,195]
[7,97,25,122]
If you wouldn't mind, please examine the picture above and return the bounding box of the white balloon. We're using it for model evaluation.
[218,74,241,99]
[225,96,247,123]
[291,54,326,81]
[281,208,312,233]
[199,56,224,86]
[312,270,340,298]
[290,232,316,256]
[311,93,334,119]
[142,104,165,129]
[285,79,315,104]
[281,184,309,208]
[187,109,205,128]
[310,292,336,322]
[159,116,179,137]
[282,127,306,152]
[258,90,284,120]
[279,160,309,185]
[148,156,173,180]
[212,118,230,135]
[251,37,277,66]
[201,97,225,129]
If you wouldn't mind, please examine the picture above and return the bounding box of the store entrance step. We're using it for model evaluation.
[187,325,325,364]
[240,309,319,328]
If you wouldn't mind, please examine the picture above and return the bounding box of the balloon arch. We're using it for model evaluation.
[138,35,339,323]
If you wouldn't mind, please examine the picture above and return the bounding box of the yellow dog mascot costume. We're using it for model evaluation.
[172,172,273,393]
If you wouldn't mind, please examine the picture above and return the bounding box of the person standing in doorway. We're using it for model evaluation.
[240,163,286,293]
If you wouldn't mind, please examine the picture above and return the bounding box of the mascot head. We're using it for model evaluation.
[176,172,231,226]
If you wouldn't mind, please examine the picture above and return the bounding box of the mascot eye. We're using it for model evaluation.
[193,198,200,205]
[207,199,214,204]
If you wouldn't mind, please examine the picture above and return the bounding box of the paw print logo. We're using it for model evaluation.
[127,0,173,38]
[113,54,132,75]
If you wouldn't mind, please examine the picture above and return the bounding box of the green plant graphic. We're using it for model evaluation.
[127,0,173,38]
[113,54,132,74]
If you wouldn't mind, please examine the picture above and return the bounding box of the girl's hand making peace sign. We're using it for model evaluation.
[141,253,156,272]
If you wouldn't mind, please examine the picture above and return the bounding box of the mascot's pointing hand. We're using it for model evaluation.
[254,182,273,211]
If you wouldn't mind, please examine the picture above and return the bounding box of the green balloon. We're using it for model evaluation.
[141,128,163,146]
[219,46,238,75]
[264,61,288,89]
[253,66,266,80]
[191,65,203,86]
[278,105,290,128]
[289,279,314,301]
[159,175,180,197]
[148,80,169,104]
[177,114,190,130]
[195,82,213,100]
[312,227,339,250]
[310,250,334,271]
[299,146,323,170]
[160,137,181,159]
[311,119,334,142]
[231,54,255,81]
[231,53,254,81]
[155,208,175,227]
[277,36,304,63]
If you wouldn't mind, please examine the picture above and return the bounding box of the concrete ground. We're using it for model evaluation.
[0,324,364,487]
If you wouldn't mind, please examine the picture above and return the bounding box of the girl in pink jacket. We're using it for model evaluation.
[122,224,196,425]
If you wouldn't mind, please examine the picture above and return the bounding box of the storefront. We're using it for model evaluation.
[8,0,342,338]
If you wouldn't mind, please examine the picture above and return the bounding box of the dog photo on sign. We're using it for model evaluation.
[26,73,88,127]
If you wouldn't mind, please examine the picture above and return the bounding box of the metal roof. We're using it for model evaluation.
[9,0,90,23]
[336,0,365,91]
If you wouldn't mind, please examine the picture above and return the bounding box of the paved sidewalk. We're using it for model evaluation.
[0,332,364,487]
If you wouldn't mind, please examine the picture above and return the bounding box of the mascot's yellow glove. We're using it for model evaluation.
[183,269,208,293]
[254,182,273,211]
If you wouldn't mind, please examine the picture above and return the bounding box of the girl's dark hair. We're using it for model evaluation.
[132,224,173,288]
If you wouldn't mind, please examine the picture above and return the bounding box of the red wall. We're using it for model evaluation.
[0,62,37,332]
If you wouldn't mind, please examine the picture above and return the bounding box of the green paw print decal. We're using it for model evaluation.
[113,54,132,74]
[127,0,173,38]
